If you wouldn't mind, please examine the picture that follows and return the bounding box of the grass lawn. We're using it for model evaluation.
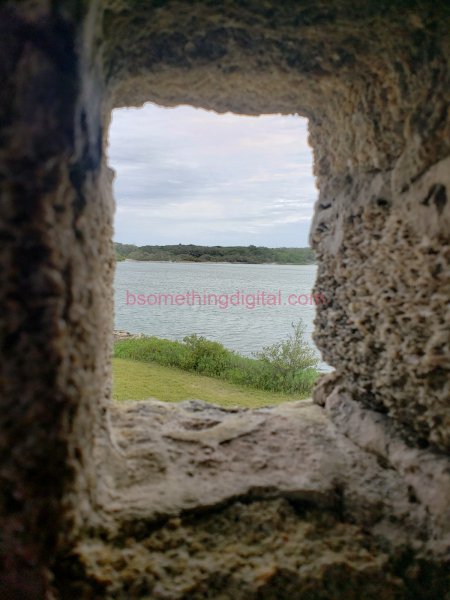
[113,358,306,409]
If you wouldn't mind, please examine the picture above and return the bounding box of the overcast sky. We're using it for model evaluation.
[108,103,316,247]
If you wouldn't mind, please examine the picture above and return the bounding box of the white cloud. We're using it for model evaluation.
[108,103,316,246]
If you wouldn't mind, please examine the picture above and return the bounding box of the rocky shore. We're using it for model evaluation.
[113,329,144,342]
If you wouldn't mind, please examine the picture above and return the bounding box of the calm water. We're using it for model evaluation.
[114,261,329,371]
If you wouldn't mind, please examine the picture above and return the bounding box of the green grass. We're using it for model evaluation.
[113,358,306,409]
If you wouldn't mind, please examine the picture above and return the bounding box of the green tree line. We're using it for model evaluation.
[115,243,315,265]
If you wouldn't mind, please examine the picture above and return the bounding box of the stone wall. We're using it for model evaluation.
[0,2,112,596]
[0,1,448,598]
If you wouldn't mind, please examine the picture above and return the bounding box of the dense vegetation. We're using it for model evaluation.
[115,242,316,265]
[114,321,320,397]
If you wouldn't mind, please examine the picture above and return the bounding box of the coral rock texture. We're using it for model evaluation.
[60,400,450,598]
[0,0,449,598]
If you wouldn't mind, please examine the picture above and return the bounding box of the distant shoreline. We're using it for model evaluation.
[120,258,316,266]
[115,243,316,266]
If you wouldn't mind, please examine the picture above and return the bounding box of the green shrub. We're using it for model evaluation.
[253,320,319,393]
[255,320,318,371]
[114,337,190,368]
[226,355,275,390]
[182,334,233,376]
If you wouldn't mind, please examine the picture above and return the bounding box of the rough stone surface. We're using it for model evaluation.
[0,2,112,597]
[324,390,450,540]
[97,400,429,534]
[113,329,144,342]
[312,157,450,452]
[0,1,449,598]
[62,501,446,600]
[60,399,450,598]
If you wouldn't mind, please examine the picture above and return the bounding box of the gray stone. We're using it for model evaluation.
[0,1,449,597]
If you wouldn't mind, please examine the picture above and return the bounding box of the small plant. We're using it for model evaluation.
[182,334,232,376]
[253,320,319,392]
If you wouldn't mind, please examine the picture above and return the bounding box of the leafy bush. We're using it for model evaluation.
[182,334,233,376]
[253,320,319,392]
